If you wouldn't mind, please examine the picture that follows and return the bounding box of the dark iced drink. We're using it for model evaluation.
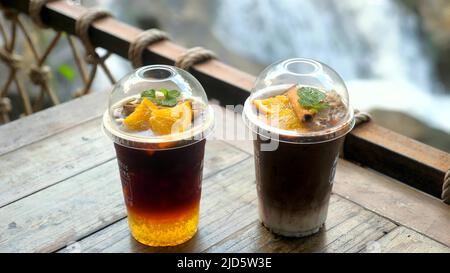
[254,134,343,236]
[243,58,354,237]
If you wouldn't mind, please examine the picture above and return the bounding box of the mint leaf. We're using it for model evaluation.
[141,89,156,98]
[298,87,329,111]
[160,97,178,107]
[159,88,169,97]
[167,89,181,98]
[141,88,181,107]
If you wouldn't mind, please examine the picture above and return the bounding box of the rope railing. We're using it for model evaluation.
[0,1,221,122]
[0,1,118,121]
[128,28,169,69]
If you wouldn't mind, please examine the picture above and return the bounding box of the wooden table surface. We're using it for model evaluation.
[0,90,449,253]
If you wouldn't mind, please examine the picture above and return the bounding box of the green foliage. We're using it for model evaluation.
[57,64,76,82]
[297,87,329,111]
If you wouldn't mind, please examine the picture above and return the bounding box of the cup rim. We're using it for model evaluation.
[102,106,215,150]
[242,96,355,144]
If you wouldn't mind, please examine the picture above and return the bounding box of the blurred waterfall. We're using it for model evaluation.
[213,0,450,132]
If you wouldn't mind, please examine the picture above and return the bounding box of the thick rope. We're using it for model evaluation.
[29,0,58,28]
[0,47,22,69]
[0,97,11,112]
[0,96,11,122]
[2,7,19,21]
[442,170,450,204]
[75,8,111,63]
[340,109,371,157]
[175,46,217,70]
[29,65,51,86]
[128,28,169,68]
[73,8,115,96]
[354,109,372,126]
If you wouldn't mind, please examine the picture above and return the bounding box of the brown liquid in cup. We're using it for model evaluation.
[254,135,342,237]
[245,85,352,237]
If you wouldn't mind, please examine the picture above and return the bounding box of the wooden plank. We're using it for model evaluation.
[0,118,114,208]
[0,160,122,253]
[59,158,258,253]
[56,155,445,254]
[361,226,450,253]
[221,108,450,201]
[0,90,107,156]
[320,210,396,253]
[0,140,249,253]
[205,196,396,253]
[212,106,253,155]
[59,158,399,254]
[0,108,247,209]
[217,109,450,248]
[344,123,450,198]
[334,159,450,247]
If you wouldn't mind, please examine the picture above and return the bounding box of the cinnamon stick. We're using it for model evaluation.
[285,85,315,123]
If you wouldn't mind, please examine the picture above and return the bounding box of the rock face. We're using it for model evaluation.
[419,0,450,90]
[401,0,450,90]
[418,0,450,48]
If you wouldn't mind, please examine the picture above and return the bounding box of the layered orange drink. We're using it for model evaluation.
[102,65,213,246]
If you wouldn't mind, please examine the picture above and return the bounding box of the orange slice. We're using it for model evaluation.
[265,109,302,131]
[253,95,290,115]
[149,101,193,135]
[253,95,302,131]
[123,98,158,131]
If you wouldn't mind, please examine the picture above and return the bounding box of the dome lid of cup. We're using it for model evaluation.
[102,65,214,149]
[243,58,355,144]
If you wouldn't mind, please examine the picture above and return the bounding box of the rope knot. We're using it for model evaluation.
[29,0,58,28]
[354,109,372,126]
[84,52,102,65]
[128,28,170,68]
[73,88,84,98]
[0,97,12,113]
[175,46,217,70]
[29,65,51,86]
[2,8,19,21]
[442,169,450,204]
[0,47,23,69]
[75,8,112,57]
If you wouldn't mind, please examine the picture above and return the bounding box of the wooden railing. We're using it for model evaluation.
[1,0,449,201]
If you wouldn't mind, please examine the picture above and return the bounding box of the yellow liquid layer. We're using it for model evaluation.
[127,206,199,247]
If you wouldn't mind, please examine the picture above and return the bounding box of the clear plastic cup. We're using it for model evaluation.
[102,65,214,246]
[243,58,354,237]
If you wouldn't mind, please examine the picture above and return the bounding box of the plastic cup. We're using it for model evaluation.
[102,65,214,246]
[243,58,354,237]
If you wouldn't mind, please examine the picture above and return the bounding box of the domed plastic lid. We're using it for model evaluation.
[243,58,354,143]
[102,65,214,150]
